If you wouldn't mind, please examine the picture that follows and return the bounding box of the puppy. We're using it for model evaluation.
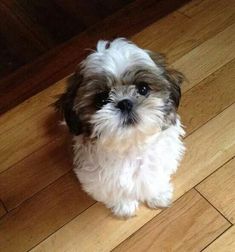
[56,38,185,217]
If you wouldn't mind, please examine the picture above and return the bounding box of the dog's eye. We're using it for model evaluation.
[95,91,110,108]
[136,82,150,96]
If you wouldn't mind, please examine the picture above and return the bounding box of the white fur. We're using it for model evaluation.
[73,119,185,217]
[81,38,163,79]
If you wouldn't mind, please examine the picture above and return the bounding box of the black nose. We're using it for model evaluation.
[117,99,133,113]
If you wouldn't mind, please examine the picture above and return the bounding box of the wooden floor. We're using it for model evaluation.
[0,0,235,251]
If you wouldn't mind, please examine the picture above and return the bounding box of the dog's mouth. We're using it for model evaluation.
[122,112,139,127]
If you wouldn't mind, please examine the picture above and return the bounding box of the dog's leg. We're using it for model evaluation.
[146,182,173,209]
[111,200,139,218]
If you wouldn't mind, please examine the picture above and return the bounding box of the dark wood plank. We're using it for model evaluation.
[0,0,190,115]
[0,1,51,63]
[54,0,133,26]
[0,200,6,218]
[17,0,86,43]
[0,34,24,78]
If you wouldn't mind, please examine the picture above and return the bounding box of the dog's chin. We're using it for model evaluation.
[92,118,162,155]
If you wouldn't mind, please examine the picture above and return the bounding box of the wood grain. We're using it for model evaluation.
[197,158,235,224]
[179,59,235,135]
[0,1,48,62]
[0,172,95,252]
[204,226,235,252]
[1,21,234,174]
[0,200,6,218]
[0,75,67,135]
[133,0,235,63]
[173,23,235,92]
[0,34,24,78]
[113,190,230,252]
[31,104,235,252]
[0,135,73,210]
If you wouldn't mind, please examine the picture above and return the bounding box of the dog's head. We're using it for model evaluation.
[56,38,184,148]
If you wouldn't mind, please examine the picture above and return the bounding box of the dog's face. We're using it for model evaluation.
[57,39,183,148]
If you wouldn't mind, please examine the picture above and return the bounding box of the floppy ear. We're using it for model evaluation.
[55,74,83,135]
[147,51,184,109]
[164,69,184,109]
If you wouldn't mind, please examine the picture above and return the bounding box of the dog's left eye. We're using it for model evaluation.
[136,82,150,96]
[95,91,110,108]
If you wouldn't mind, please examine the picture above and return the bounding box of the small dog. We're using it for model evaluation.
[56,38,185,217]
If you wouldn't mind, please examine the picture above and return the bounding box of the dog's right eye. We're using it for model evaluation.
[95,91,110,108]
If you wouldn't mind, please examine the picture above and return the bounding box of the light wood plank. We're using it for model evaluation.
[0,135,73,210]
[114,190,230,252]
[0,200,6,218]
[204,226,235,252]
[133,0,235,63]
[173,23,235,92]
[197,158,235,224]
[179,59,235,134]
[0,0,234,173]
[0,76,68,135]
[0,172,94,252]
[31,104,235,252]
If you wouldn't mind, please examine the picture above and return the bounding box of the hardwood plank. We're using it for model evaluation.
[1,20,234,173]
[179,0,222,17]
[0,135,73,210]
[0,172,95,252]
[0,106,63,173]
[0,34,24,78]
[173,23,235,92]
[133,0,235,63]
[174,104,235,198]
[0,0,191,114]
[0,76,67,135]
[0,200,6,218]
[204,226,235,252]
[30,104,235,252]
[16,0,86,43]
[0,76,69,173]
[114,190,230,252]
[196,158,235,224]
[0,1,48,63]
[54,0,133,26]
[179,59,235,134]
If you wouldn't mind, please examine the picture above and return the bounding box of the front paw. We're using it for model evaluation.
[111,201,139,218]
[147,186,173,209]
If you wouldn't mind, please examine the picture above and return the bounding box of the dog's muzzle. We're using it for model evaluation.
[117,99,133,113]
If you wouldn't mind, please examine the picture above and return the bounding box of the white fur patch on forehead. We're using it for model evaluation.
[80,38,162,78]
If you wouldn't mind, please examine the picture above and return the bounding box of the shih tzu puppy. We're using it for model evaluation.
[56,38,185,218]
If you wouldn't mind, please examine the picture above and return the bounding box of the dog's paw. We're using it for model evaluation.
[147,187,173,209]
[112,201,139,218]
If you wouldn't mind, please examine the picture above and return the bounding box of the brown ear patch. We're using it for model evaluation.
[164,69,184,108]
[54,74,83,135]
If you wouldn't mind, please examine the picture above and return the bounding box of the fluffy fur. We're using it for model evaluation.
[56,38,185,217]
